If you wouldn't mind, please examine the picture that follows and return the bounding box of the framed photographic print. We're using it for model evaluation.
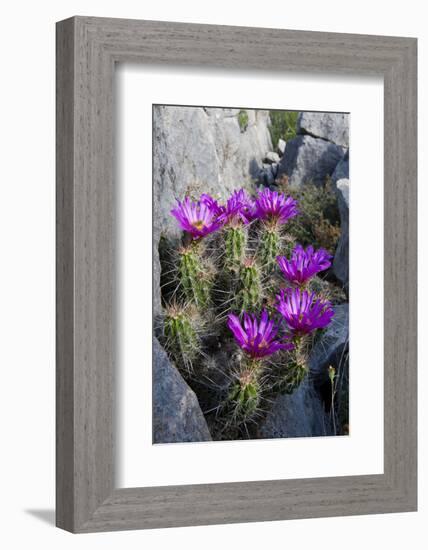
[56,17,417,532]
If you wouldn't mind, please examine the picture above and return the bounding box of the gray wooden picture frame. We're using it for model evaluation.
[56,16,417,533]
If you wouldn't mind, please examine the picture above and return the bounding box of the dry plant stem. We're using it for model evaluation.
[329,365,337,435]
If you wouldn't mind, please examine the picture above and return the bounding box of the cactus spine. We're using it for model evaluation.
[236,257,262,313]
[279,336,308,393]
[163,305,200,370]
[259,224,281,270]
[178,244,211,308]
[228,368,260,420]
[224,226,246,270]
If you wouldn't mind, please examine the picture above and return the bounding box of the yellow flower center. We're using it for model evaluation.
[192,220,205,230]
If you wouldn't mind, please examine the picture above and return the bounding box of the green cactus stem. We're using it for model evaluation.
[178,245,211,308]
[228,369,260,419]
[236,257,262,313]
[281,234,296,258]
[163,305,200,370]
[278,337,309,393]
[259,224,281,270]
[280,362,308,394]
[224,226,246,270]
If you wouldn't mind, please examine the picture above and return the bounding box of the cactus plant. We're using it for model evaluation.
[160,187,338,438]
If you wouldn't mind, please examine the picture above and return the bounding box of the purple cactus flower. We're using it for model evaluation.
[277,245,333,285]
[254,188,299,225]
[227,310,294,359]
[171,196,222,239]
[219,189,256,226]
[200,193,224,216]
[276,288,334,335]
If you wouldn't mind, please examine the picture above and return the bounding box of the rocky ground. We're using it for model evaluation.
[152,107,349,442]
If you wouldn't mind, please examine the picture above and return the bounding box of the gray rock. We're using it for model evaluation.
[257,164,276,186]
[271,163,279,179]
[297,112,349,147]
[260,382,332,439]
[277,135,346,187]
[204,107,240,118]
[264,151,280,164]
[333,179,349,287]
[277,138,286,156]
[331,150,349,185]
[153,337,212,444]
[309,304,349,386]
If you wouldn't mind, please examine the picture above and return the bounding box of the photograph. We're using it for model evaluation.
[152,105,350,443]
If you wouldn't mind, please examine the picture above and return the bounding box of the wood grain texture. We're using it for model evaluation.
[56,16,417,533]
[56,17,75,532]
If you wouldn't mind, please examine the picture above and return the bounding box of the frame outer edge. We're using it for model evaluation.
[56,16,76,532]
[72,16,116,531]
[385,38,417,508]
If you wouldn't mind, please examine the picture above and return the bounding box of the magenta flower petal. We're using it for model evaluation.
[275,288,334,335]
[254,188,299,224]
[218,189,256,226]
[200,194,224,216]
[277,244,332,285]
[227,310,294,359]
[227,313,248,347]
